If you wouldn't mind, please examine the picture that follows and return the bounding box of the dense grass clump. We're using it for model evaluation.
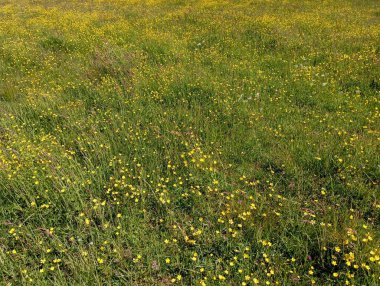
[0,0,379,285]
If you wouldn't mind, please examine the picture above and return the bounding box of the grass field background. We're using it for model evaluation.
[0,0,379,285]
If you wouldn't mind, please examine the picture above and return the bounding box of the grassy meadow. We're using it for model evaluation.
[0,0,380,285]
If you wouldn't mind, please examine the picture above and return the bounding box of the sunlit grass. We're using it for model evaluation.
[0,0,379,285]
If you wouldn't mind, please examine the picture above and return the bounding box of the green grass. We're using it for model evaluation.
[0,0,379,285]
